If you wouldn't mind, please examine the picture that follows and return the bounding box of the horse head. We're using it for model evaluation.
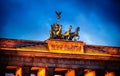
[75,27,80,34]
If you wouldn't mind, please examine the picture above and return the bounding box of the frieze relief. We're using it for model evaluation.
[46,39,85,54]
[50,44,82,52]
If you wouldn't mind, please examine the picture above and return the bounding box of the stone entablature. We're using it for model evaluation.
[0,50,120,70]
[0,38,120,55]
[85,45,120,55]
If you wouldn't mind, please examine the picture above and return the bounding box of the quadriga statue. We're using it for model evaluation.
[49,11,80,41]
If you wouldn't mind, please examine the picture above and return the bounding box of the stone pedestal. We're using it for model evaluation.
[46,39,85,54]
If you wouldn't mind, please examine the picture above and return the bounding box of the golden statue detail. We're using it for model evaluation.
[50,23,62,39]
[50,11,62,39]
[50,11,80,40]
[62,25,72,40]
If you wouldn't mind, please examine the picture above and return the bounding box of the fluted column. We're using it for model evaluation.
[37,68,46,76]
[84,69,96,76]
[46,67,55,76]
[65,69,75,76]
[16,67,22,76]
[105,71,115,76]
[22,66,31,76]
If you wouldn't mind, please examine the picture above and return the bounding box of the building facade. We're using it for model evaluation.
[0,38,120,76]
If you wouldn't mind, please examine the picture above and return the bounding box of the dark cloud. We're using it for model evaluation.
[75,0,120,26]
[0,0,119,46]
[99,0,120,26]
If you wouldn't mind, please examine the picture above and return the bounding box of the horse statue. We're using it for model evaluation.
[50,23,62,39]
[62,26,80,40]
[69,27,80,40]
[62,25,72,40]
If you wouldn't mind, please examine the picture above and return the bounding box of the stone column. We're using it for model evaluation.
[16,67,22,76]
[84,69,96,76]
[75,69,84,76]
[22,66,31,76]
[0,65,6,76]
[46,67,55,76]
[105,71,115,76]
[37,68,46,76]
[65,69,75,76]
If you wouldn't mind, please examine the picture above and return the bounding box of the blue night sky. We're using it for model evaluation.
[0,0,120,47]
